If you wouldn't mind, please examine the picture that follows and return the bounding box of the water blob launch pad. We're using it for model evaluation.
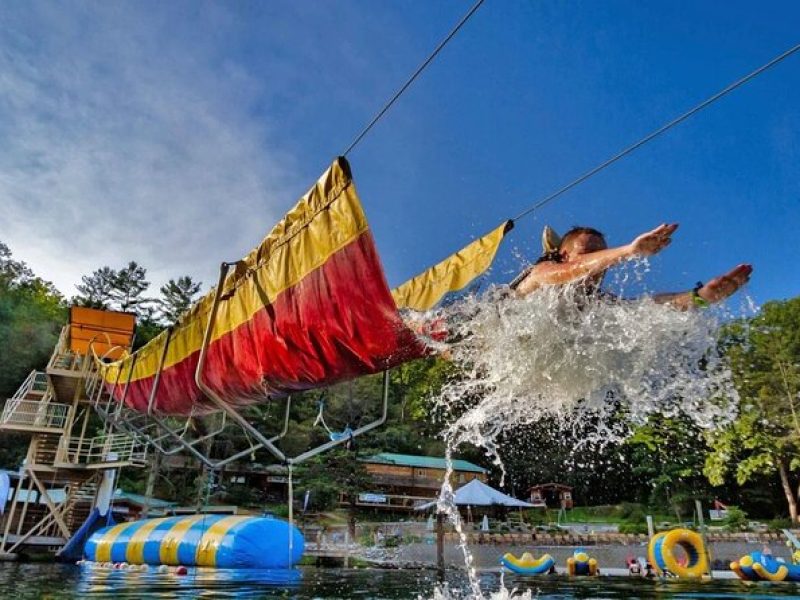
[83,515,304,569]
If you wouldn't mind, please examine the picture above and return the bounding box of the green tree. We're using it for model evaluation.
[627,414,713,518]
[705,298,800,522]
[295,449,374,537]
[0,242,65,468]
[158,276,201,324]
[74,261,152,316]
[74,266,116,309]
[110,261,151,314]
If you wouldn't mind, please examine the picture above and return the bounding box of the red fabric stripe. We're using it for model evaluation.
[112,232,427,415]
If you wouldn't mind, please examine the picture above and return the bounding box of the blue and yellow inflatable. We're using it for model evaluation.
[501,552,555,575]
[648,528,708,578]
[731,551,800,582]
[84,515,304,569]
[566,548,598,576]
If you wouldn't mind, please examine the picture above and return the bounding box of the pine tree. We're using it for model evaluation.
[109,261,150,315]
[74,266,116,309]
[158,276,202,324]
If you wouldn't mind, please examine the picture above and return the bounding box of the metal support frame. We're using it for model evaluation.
[147,327,173,415]
[194,261,391,469]
[78,259,391,507]
[114,353,138,419]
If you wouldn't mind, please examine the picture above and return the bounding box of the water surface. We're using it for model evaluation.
[2,563,799,599]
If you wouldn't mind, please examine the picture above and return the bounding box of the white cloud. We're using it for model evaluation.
[0,2,302,297]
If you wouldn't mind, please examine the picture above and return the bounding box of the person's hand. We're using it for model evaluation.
[628,223,679,257]
[697,264,753,303]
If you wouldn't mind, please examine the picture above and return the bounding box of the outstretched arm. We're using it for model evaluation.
[653,264,753,310]
[514,223,678,296]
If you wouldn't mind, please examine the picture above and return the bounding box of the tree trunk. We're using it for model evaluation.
[778,458,798,523]
[348,496,357,540]
[141,453,161,519]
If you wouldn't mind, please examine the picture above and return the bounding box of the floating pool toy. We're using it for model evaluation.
[731,551,800,582]
[647,528,708,578]
[566,548,598,576]
[84,515,304,569]
[501,552,555,575]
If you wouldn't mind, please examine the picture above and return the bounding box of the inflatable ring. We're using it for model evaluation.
[501,552,555,575]
[648,528,708,578]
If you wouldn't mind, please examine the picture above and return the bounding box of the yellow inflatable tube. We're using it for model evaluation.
[648,528,708,578]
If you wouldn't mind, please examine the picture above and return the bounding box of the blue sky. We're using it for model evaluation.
[1,1,798,306]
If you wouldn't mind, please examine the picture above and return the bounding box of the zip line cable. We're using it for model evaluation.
[342,0,487,157]
[511,41,800,223]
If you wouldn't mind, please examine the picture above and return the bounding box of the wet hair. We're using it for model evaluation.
[559,226,606,250]
[535,226,606,264]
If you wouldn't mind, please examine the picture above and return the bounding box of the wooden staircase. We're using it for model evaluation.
[1,313,144,559]
[30,433,62,469]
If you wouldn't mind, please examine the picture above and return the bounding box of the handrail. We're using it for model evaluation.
[0,399,69,430]
[59,432,146,466]
[3,372,51,422]
[46,326,69,370]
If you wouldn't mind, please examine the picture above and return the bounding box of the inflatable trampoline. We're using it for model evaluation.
[84,515,304,569]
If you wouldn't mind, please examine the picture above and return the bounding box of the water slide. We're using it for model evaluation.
[59,508,115,563]
[99,157,512,416]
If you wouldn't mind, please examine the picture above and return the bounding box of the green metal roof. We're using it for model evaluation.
[113,489,176,508]
[364,453,486,474]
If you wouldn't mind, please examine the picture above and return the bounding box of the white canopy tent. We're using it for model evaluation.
[416,478,535,511]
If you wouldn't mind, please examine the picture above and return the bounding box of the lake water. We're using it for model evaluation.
[3,563,800,599]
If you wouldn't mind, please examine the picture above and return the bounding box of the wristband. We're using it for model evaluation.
[692,282,710,308]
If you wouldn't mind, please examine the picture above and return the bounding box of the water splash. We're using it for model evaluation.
[418,265,749,599]
[426,578,533,600]
[435,280,740,477]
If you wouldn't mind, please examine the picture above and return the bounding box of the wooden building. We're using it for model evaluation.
[529,483,573,509]
[345,453,487,511]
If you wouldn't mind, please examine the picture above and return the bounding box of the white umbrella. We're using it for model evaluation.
[481,514,490,531]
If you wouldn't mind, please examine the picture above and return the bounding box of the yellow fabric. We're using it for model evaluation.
[391,220,511,312]
[94,520,139,563]
[125,518,164,564]
[194,515,243,566]
[102,157,366,385]
[159,515,205,565]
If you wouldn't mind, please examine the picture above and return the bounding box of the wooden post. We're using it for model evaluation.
[436,511,445,578]
[1,480,22,553]
[27,469,70,538]
[344,527,350,568]
[695,499,713,578]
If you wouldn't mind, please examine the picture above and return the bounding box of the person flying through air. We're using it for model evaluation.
[511,223,752,309]
[408,222,752,345]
